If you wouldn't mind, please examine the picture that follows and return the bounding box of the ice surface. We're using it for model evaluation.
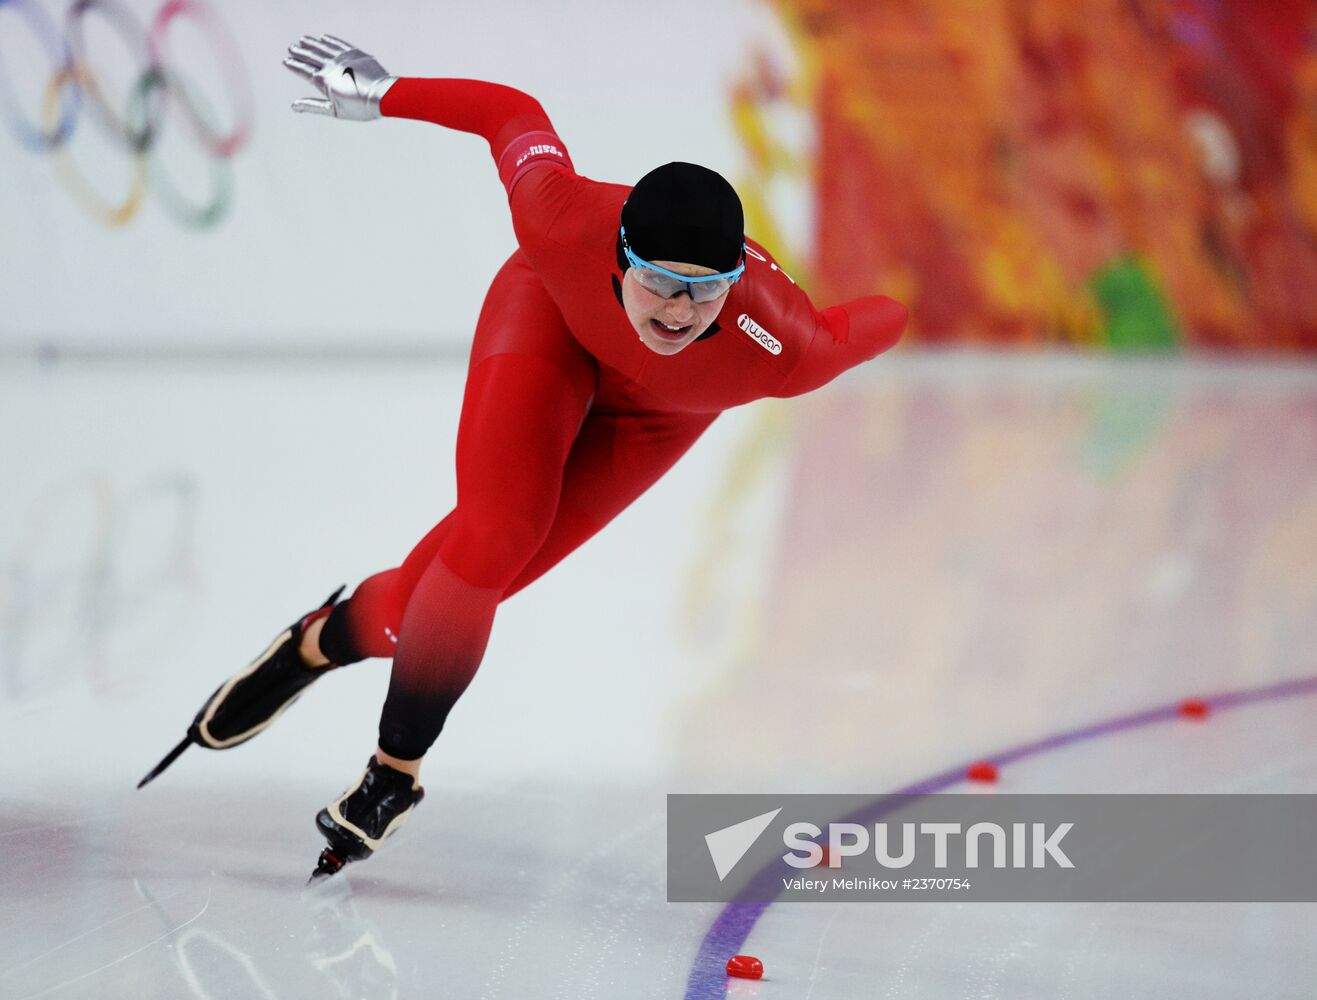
[2,352,1315,998]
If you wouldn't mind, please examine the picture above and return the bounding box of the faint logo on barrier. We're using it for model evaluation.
[0,471,200,700]
[0,0,254,228]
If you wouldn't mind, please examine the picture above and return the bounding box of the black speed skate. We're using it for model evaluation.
[137,586,345,788]
[310,758,425,881]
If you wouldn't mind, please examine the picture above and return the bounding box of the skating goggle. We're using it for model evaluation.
[620,227,746,303]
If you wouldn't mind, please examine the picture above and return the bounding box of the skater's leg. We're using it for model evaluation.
[313,511,458,665]
[502,405,717,599]
[372,252,596,764]
[308,408,715,674]
[315,566,416,664]
[376,351,593,761]
[359,408,714,784]
[313,251,589,669]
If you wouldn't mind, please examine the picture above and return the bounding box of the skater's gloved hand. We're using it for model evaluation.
[283,35,396,121]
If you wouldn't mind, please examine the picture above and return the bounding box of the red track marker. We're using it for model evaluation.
[727,955,764,980]
[966,760,999,783]
[1179,698,1210,719]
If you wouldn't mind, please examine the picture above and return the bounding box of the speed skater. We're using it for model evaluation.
[138,34,908,881]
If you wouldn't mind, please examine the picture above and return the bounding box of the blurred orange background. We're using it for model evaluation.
[734,0,1317,351]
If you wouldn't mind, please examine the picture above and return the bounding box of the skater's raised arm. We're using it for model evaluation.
[380,78,575,203]
[284,35,399,121]
[285,34,576,253]
[286,38,572,181]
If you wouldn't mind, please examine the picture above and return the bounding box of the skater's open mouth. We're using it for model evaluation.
[650,318,692,339]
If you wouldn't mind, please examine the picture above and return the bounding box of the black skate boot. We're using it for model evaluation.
[137,586,346,788]
[310,757,425,881]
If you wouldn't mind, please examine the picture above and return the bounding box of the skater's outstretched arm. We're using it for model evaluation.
[777,295,909,396]
[284,35,574,202]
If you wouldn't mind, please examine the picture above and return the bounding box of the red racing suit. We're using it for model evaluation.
[314,78,909,760]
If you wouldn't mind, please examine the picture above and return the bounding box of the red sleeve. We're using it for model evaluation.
[778,295,908,397]
[380,78,575,196]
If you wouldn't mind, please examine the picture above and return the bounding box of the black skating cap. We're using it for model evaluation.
[621,162,744,274]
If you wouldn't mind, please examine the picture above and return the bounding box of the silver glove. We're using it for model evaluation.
[283,34,397,121]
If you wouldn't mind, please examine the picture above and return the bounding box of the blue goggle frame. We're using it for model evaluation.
[620,226,746,302]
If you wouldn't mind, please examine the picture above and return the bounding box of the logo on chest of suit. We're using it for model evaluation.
[737,314,782,355]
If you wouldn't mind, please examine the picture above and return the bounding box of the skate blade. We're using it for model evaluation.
[136,735,193,789]
[308,847,348,884]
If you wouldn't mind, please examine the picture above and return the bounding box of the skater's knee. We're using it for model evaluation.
[439,507,554,589]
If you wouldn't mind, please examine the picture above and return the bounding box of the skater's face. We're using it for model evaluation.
[622,260,731,356]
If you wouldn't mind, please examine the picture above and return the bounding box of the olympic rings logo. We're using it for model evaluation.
[0,0,254,229]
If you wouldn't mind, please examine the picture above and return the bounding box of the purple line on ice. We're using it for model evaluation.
[682,674,1317,999]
